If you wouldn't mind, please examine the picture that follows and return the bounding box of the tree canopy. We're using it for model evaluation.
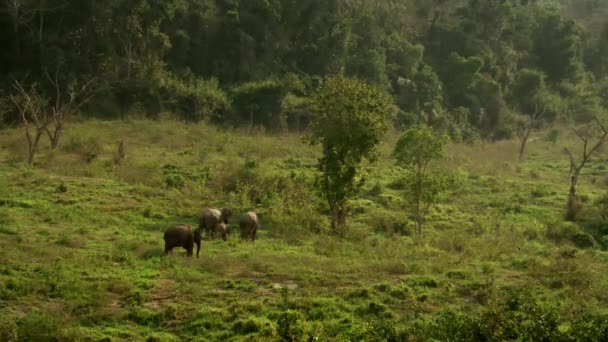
[0,0,607,136]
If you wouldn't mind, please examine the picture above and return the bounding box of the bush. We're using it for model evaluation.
[161,76,230,123]
[229,79,288,130]
[572,232,597,249]
[546,221,582,242]
[421,310,483,342]
[567,313,608,341]
[0,315,17,342]
[281,93,313,131]
[161,164,210,189]
[545,128,560,145]
[232,316,275,336]
[599,236,608,251]
[17,311,62,342]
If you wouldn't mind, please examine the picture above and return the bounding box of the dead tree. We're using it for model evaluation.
[44,68,96,149]
[516,103,545,161]
[564,118,608,221]
[9,81,49,164]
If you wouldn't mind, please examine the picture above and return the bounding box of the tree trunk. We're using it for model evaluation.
[415,214,423,240]
[330,206,347,233]
[27,131,43,165]
[566,173,579,221]
[518,128,530,161]
[47,126,62,150]
[518,134,529,161]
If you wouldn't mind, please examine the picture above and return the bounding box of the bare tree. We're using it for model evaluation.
[9,80,49,164]
[564,117,608,221]
[44,67,96,149]
[516,103,545,161]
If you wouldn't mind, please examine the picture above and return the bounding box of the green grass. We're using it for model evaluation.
[1,120,608,340]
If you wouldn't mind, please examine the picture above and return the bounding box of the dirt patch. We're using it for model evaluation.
[143,278,180,309]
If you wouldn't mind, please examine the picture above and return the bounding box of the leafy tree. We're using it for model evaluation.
[533,11,586,83]
[395,65,445,128]
[393,125,450,239]
[306,75,391,232]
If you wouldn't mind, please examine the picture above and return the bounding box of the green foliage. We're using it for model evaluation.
[230,79,288,130]
[393,124,451,238]
[17,311,62,342]
[161,77,230,123]
[394,125,449,171]
[395,65,445,128]
[510,68,547,115]
[545,128,560,144]
[1,119,608,340]
[307,75,391,230]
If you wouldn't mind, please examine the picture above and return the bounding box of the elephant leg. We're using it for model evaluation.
[251,228,257,242]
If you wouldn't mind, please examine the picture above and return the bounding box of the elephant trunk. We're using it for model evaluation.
[194,228,202,258]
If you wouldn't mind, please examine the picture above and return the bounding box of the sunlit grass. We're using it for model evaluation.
[0,120,607,339]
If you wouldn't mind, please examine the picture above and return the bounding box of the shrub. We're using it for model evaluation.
[0,315,17,342]
[281,93,313,131]
[546,221,582,242]
[229,79,288,130]
[232,316,275,336]
[599,236,608,251]
[545,128,560,145]
[161,164,210,189]
[161,76,230,123]
[567,313,608,341]
[421,310,483,342]
[572,232,596,249]
[62,131,103,161]
[17,311,62,342]
[481,289,560,341]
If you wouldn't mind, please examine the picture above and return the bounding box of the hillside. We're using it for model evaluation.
[1,120,608,340]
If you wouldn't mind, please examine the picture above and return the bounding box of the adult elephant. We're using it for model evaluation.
[199,207,232,240]
[163,224,201,257]
[239,211,259,242]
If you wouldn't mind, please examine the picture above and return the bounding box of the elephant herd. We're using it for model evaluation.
[163,208,259,258]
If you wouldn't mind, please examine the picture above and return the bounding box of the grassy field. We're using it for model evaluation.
[1,119,608,341]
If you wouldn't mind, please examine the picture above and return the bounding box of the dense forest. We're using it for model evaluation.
[1,0,607,138]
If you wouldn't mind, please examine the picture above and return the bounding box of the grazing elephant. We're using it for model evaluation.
[164,224,201,257]
[239,211,259,242]
[199,207,232,239]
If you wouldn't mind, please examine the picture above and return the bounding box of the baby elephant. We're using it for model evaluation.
[164,224,201,257]
[239,211,259,242]
[199,207,232,240]
[215,222,230,241]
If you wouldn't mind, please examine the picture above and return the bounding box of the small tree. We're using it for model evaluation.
[515,103,545,161]
[393,125,450,239]
[9,81,49,164]
[44,68,97,149]
[564,117,608,221]
[511,69,552,161]
[306,75,391,232]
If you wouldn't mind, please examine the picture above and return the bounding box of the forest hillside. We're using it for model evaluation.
[1,0,608,341]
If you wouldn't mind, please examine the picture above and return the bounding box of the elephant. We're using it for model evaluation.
[164,224,201,257]
[215,222,230,240]
[239,211,259,242]
[199,207,232,240]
